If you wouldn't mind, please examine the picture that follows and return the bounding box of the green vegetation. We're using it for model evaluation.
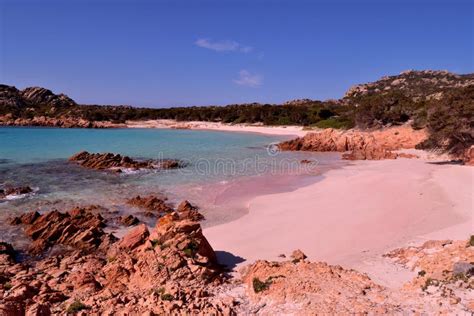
[314,116,353,129]
[150,239,160,248]
[416,86,474,155]
[252,277,270,293]
[161,293,174,301]
[66,300,89,313]
[469,235,474,247]
[3,282,12,290]
[152,287,165,295]
[183,241,199,258]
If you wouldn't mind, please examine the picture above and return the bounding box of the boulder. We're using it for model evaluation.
[176,200,205,221]
[127,195,174,216]
[118,224,149,250]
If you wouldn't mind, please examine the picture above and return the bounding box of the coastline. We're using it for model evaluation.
[203,157,473,277]
[125,119,309,137]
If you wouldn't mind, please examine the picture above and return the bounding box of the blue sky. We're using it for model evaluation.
[0,0,472,107]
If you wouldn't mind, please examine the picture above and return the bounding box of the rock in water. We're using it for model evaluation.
[69,151,183,172]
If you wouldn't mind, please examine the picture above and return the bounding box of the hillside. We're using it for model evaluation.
[344,70,474,100]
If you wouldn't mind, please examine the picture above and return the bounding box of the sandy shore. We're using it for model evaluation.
[204,157,473,277]
[126,119,308,137]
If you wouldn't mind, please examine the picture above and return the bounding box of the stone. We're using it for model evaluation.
[290,249,307,262]
[118,224,149,250]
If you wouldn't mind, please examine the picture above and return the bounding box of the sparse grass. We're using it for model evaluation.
[183,241,199,258]
[150,239,160,248]
[152,287,165,296]
[421,278,439,291]
[66,300,89,313]
[161,293,174,301]
[252,277,270,293]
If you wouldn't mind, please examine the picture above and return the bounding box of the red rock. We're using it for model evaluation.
[119,215,140,226]
[118,224,149,250]
[290,249,307,262]
[279,126,427,161]
[127,195,174,216]
[15,208,110,254]
[10,211,40,225]
[176,200,205,221]
[69,151,183,172]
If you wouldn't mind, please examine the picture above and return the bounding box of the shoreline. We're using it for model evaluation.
[203,157,473,281]
[125,119,309,137]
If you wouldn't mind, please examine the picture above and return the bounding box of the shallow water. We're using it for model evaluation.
[0,126,345,246]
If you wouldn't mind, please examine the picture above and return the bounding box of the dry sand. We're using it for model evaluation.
[204,157,473,281]
[126,119,308,137]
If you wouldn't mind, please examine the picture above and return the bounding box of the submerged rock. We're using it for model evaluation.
[0,186,33,200]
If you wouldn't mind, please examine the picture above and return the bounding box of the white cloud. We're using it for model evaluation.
[195,38,253,53]
[240,46,253,53]
[233,70,263,88]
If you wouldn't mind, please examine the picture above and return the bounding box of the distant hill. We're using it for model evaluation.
[344,70,474,101]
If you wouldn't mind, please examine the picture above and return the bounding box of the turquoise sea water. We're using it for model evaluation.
[0,126,344,246]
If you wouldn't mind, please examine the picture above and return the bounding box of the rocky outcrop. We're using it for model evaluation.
[344,70,474,101]
[384,238,474,312]
[20,87,76,108]
[126,195,174,217]
[239,250,397,314]
[279,126,426,160]
[2,203,230,314]
[0,186,33,200]
[176,200,205,221]
[69,151,184,172]
[0,115,121,128]
[10,207,113,254]
[463,145,474,165]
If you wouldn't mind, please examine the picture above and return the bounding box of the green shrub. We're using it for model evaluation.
[252,277,270,293]
[183,241,199,257]
[417,86,474,155]
[3,282,12,290]
[314,117,353,129]
[66,300,89,313]
[161,293,174,301]
[469,235,474,247]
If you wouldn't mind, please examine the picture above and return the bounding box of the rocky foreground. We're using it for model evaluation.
[1,193,473,314]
